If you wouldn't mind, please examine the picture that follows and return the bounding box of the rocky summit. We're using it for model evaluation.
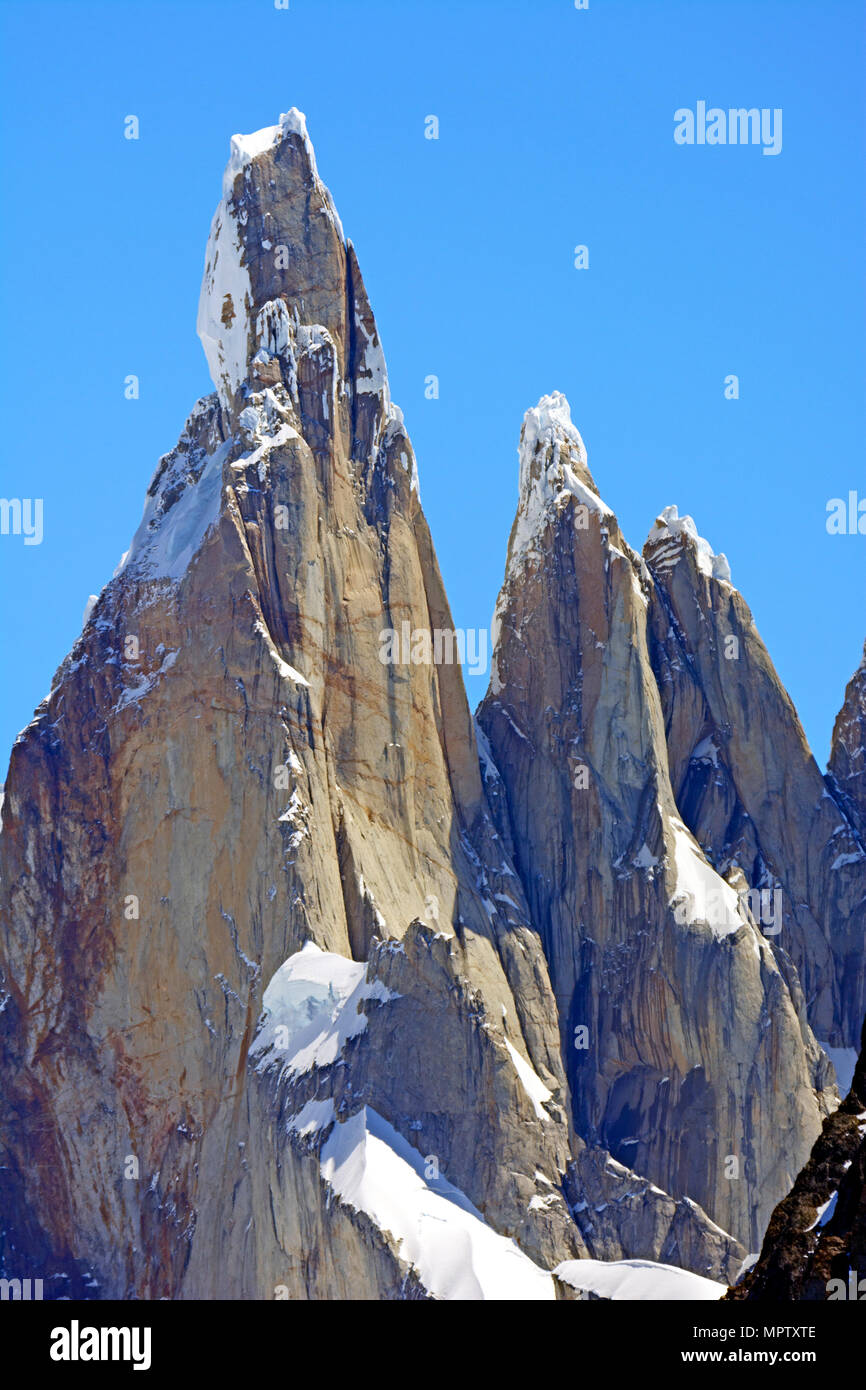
[0,110,863,1302]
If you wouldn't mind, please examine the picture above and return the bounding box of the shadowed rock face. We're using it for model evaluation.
[0,111,744,1300]
[726,1015,866,1302]
[829,642,866,839]
[644,517,866,1051]
[477,400,838,1251]
[726,650,866,1304]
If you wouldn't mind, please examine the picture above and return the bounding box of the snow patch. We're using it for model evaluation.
[113,649,178,715]
[633,843,659,870]
[354,307,390,404]
[667,816,742,937]
[503,1038,551,1121]
[691,736,720,768]
[124,437,233,581]
[474,718,501,786]
[830,851,866,870]
[319,1106,554,1300]
[251,941,398,1076]
[287,1097,336,1138]
[254,619,310,687]
[255,299,292,357]
[554,1258,725,1301]
[197,196,252,410]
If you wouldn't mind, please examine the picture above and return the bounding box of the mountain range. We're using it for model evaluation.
[1,110,863,1302]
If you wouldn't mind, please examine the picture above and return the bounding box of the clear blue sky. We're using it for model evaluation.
[0,0,863,770]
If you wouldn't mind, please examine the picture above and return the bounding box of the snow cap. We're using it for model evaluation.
[508,392,611,574]
[196,109,345,411]
[645,505,732,584]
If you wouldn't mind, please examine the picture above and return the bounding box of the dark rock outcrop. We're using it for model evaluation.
[727,1015,866,1301]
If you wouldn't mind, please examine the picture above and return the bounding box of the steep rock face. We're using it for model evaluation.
[828,642,866,838]
[0,113,739,1298]
[477,395,834,1250]
[727,637,866,1300]
[643,513,866,1050]
[0,112,575,1297]
[570,1147,745,1283]
[726,1015,866,1302]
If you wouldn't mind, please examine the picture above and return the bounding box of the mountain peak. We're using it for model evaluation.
[223,109,316,193]
[645,503,732,584]
[522,390,585,455]
[197,108,347,412]
[4,100,865,1307]
[507,391,612,576]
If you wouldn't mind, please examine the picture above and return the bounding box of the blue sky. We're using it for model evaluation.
[0,0,863,769]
